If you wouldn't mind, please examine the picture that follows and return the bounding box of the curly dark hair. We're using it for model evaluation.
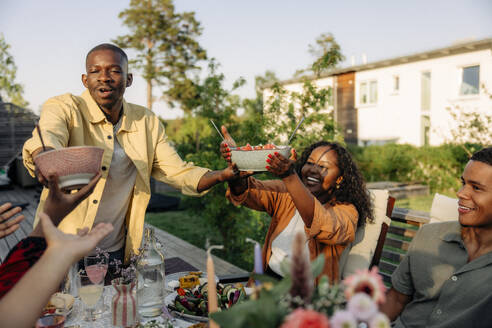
[295,141,374,226]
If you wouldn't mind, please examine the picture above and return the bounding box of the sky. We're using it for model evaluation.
[1,0,491,119]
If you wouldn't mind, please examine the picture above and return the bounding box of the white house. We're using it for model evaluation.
[265,38,492,146]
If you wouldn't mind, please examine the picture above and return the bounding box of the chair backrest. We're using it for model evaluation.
[430,193,458,223]
[370,196,395,268]
[378,210,425,286]
[340,189,393,279]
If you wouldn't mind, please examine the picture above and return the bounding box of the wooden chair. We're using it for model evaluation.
[340,192,395,279]
[377,206,428,286]
[370,196,395,268]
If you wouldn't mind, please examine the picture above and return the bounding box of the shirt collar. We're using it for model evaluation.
[119,99,137,133]
[81,90,136,132]
[440,221,463,244]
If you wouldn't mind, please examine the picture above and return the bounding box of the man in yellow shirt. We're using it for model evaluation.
[23,43,235,264]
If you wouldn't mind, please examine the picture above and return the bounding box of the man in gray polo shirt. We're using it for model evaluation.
[381,147,492,327]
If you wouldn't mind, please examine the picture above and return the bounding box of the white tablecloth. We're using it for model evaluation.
[65,285,193,328]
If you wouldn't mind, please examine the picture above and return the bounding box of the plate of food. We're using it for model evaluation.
[165,271,217,292]
[230,143,291,171]
[43,292,75,317]
[165,282,248,322]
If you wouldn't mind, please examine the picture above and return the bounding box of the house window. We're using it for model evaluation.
[359,80,377,105]
[460,65,480,95]
[360,82,368,104]
[393,76,399,93]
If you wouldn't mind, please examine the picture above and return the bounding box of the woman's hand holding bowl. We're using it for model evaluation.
[266,149,297,178]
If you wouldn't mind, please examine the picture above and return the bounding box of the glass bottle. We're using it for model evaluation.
[136,227,165,317]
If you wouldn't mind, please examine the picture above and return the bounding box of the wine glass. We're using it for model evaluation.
[84,255,109,312]
[76,271,104,321]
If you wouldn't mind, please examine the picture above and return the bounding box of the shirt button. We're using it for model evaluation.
[436,309,442,315]
[107,135,112,139]
[451,275,458,281]
[93,200,98,204]
[101,166,107,171]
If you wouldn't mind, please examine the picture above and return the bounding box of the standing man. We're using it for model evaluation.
[23,43,234,264]
[381,147,492,327]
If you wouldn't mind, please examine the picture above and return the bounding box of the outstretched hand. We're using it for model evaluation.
[220,125,237,164]
[218,125,255,181]
[42,172,101,226]
[266,148,298,178]
[0,203,25,239]
[221,163,255,182]
[32,147,55,187]
[39,212,113,262]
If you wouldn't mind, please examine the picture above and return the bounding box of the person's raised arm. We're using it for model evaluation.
[23,98,71,178]
[218,125,252,195]
[0,213,113,328]
[265,150,318,226]
[380,287,411,322]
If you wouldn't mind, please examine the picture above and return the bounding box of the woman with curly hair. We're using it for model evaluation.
[221,129,373,283]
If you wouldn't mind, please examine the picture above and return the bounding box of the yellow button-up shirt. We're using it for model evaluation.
[23,90,209,261]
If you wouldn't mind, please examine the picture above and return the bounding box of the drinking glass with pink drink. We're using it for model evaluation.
[84,255,109,313]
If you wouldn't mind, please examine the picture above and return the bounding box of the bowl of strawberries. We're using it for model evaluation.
[230,143,291,171]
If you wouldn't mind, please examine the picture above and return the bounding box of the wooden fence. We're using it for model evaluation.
[0,102,38,167]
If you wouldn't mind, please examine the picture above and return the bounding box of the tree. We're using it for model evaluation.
[445,84,492,156]
[114,0,206,111]
[0,34,28,107]
[308,33,344,77]
[167,61,269,269]
[261,33,345,151]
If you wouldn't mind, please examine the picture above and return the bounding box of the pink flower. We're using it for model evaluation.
[343,266,386,304]
[369,312,391,328]
[347,293,378,322]
[330,310,357,328]
[280,308,331,328]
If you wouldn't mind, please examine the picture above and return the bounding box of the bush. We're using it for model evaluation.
[350,143,480,193]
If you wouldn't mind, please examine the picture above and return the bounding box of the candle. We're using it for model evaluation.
[254,242,263,275]
[207,245,223,328]
[246,238,263,285]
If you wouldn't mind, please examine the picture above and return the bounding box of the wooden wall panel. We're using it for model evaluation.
[335,72,357,144]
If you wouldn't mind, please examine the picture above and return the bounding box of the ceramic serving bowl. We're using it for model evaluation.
[231,146,291,171]
[34,146,104,190]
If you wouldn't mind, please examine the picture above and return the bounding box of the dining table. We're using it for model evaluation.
[64,257,203,328]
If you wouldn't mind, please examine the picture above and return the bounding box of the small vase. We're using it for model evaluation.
[111,278,138,327]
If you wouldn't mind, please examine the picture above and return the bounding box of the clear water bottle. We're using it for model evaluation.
[137,227,165,317]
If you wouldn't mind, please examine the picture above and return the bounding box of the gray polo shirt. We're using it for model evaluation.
[392,221,492,328]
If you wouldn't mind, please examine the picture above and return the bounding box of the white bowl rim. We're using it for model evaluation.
[230,145,290,152]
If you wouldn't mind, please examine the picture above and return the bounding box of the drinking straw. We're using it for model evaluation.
[287,117,305,145]
[209,119,225,140]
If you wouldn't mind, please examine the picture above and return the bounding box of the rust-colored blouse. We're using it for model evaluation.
[226,177,358,282]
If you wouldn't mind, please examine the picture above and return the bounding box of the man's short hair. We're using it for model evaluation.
[471,147,492,166]
[86,43,128,66]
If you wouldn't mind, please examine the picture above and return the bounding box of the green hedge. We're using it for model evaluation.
[348,143,480,193]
